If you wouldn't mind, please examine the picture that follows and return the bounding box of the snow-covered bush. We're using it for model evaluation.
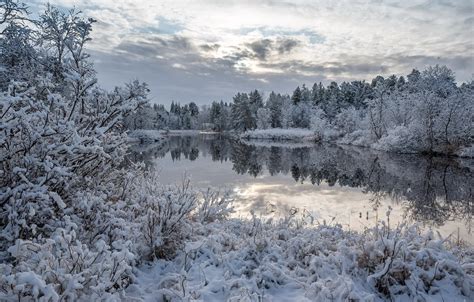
[124,172,234,260]
[310,107,340,141]
[372,125,420,153]
[310,107,329,140]
[1,228,135,301]
[0,4,148,300]
[334,106,365,136]
[195,188,234,223]
[126,214,474,301]
[339,129,374,147]
[128,174,198,260]
[0,78,147,243]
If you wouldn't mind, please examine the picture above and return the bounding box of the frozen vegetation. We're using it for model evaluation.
[241,128,317,141]
[128,130,165,143]
[0,1,473,301]
[126,215,474,302]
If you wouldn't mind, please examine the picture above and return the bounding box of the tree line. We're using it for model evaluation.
[126,66,473,155]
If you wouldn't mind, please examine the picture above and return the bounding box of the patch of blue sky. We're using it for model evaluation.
[26,0,67,18]
[239,26,325,44]
[132,17,184,35]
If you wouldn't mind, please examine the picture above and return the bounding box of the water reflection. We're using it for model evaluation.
[128,135,473,241]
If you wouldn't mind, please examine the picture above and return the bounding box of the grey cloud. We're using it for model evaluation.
[260,60,388,76]
[238,38,300,61]
[389,54,473,68]
[223,49,252,65]
[91,47,327,106]
[277,38,299,54]
[200,43,220,52]
[246,39,273,60]
[114,35,195,60]
[150,35,194,51]
[116,42,159,58]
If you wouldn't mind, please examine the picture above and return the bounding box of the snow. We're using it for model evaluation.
[240,139,317,149]
[125,217,474,302]
[128,129,165,142]
[241,128,318,141]
[128,130,219,143]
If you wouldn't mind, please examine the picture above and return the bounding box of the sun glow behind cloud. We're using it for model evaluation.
[30,0,474,104]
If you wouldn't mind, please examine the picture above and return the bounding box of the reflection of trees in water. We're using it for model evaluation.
[127,136,206,167]
[128,136,473,227]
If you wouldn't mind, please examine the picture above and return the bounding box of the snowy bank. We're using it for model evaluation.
[128,130,164,143]
[126,216,474,302]
[128,130,220,143]
[2,172,473,301]
[241,128,318,141]
[240,139,317,149]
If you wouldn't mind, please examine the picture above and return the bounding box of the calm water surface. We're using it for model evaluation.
[129,135,473,243]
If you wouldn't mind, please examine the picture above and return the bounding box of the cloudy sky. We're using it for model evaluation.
[30,0,473,105]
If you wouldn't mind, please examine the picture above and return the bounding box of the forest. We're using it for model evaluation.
[127,66,473,156]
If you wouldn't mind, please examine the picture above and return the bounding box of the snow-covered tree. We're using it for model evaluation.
[367,80,390,139]
[232,92,255,131]
[0,4,150,298]
[256,107,271,129]
[292,101,312,128]
[280,95,293,128]
[266,91,282,128]
[291,85,302,105]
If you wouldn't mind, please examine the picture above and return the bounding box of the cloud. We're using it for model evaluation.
[277,38,299,54]
[241,38,300,61]
[200,43,220,52]
[259,60,388,77]
[246,39,273,60]
[29,0,474,105]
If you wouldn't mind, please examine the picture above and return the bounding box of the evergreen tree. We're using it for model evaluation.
[323,81,341,119]
[231,92,254,131]
[311,82,325,107]
[248,89,263,126]
[189,102,199,117]
[217,101,229,131]
[300,84,311,104]
[267,91,283,128]
[291,86,302,105]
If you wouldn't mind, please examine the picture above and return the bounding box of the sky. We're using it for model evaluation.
[30,0,474,105]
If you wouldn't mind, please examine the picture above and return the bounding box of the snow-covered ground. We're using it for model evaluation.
[128,129,220,142]
[128,130,165,142]
[125,216,474,302]
[240,128,474,158]
[240,139,317,149]
[241,128,318,141]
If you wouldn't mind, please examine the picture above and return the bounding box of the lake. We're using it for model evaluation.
[129,134,473,244]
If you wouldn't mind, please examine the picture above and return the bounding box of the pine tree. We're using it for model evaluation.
[189,102,199,117]
[267,91,283,128]
[291,86,302,105]
[300,84,311,104]
[248,89,263,127]
[231,92,254,131]
[217,101,229,131]
[323,81,341,119]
